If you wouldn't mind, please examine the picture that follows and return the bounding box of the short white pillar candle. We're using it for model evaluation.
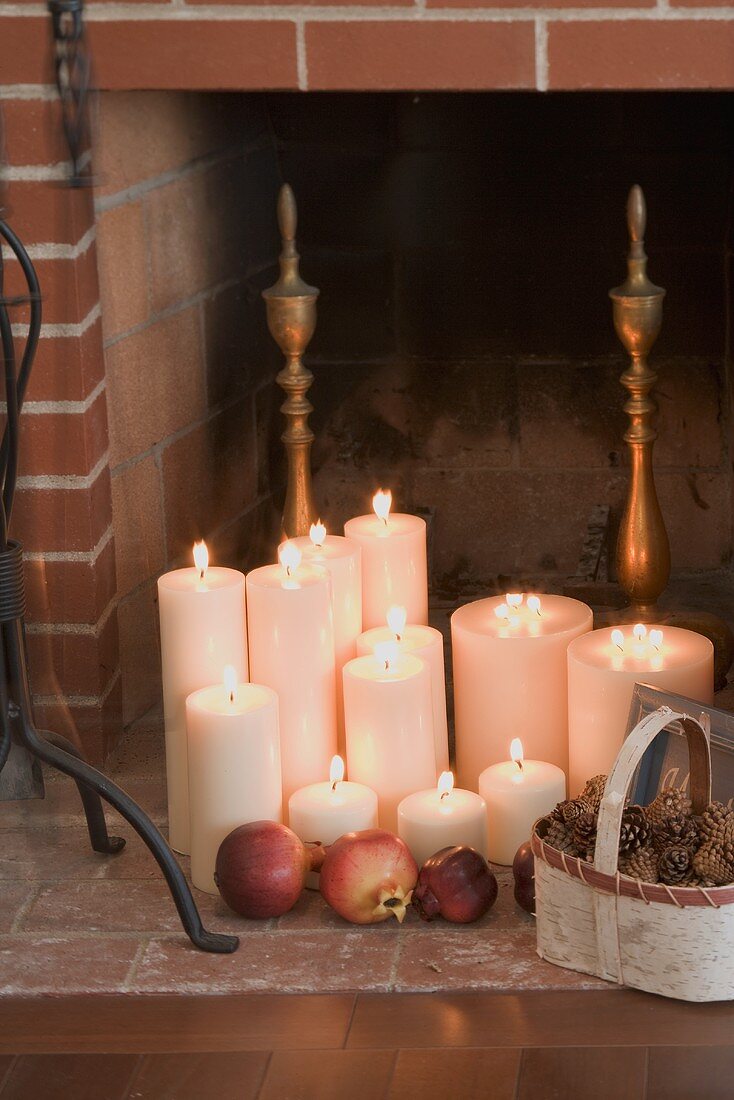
[398,772,488,869]
[479,739,566,865]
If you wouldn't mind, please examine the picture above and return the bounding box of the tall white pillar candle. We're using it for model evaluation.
[452,593,592,791]
[398,772,488,869]
[357,605,449,773]
[287,525,362,759]
[246,542,337,813]
[479,739,566,865]
[289,755,378,888]
[567,623,714,794]
[344,490,428,629]
[186,670,281,894]
[158,542,248,854]
[343,643,435,832]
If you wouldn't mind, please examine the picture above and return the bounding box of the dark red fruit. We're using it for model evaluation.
[215,820,322,919]
[413,846,498,923]
[512,840,535,914]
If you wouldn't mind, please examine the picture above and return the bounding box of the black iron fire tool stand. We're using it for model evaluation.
[0,219,238,954]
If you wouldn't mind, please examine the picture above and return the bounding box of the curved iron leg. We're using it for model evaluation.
[8,623,238,954]
[40,727,126,856]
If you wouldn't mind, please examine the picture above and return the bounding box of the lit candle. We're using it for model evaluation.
[285,523,362,758]
[567,624,714,794]
[452,593,592,790]
[343,642,435,832]
[344,490,428,629]
[397,771,488,869]
[246,541,337,813]
[479,739,566,865]
[356,605,449,773]
[289,755,378,888]
[157,541,248,854]
[186,667,281,894]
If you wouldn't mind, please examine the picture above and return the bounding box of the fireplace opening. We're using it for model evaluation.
[30,88,734,755]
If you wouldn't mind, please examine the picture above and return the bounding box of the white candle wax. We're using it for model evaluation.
[357,614,449,774]
[479,746,566,865]
[398,774,488,869]
[158,545,248,854]
[344,492,428,629]
[567,624,714,794]
[246,549,337,814]
[288,530,362,759]
[343,646,435,833]
[186,676,281,894]
[452,593,592,790]
[289,756,378,888]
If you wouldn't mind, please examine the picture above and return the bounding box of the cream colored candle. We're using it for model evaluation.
[398,771,488,869]
[344,490,428,629]
[357,605,449,773]
[479,739,566,865]
[158,541,248,855]
[452,593,592,791]
[186,669,281,894]
[343,642,435,832]
[287,524,362,759]
[246,542,337,813]
[567,623,714,794]
[289,755,378,888]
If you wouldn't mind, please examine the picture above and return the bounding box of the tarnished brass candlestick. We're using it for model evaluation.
[263,184,319,539]
[610,185,670,622]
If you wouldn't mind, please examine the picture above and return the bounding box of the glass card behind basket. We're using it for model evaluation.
[627,684,734,809]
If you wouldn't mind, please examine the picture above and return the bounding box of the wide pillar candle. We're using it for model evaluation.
[452,593,592,791]
[398,772,487,869]
[344,491,428,629]
[288,526,362,758]
[158,544,248,854]
[357,607,449,773]
[567,624,714,794]
[479,741,566,865]
[186,674,281,894]
[246,545,337,812]
[343,645,435,832]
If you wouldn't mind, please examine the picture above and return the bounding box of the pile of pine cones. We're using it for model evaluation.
[539,775,734,888]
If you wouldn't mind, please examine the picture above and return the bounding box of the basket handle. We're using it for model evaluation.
[593,706,711,878]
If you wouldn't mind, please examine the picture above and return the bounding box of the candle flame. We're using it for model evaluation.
[373,489,392,525]
[633,622,647,642]
[611,628,625,652]
[279,541,302,577]
[193,540,209,580]
[650,628,664,651]
[526,595,542,617]
[506,593,523,608]
[510,738,524,770]
[438,770,454,801]
[495,603,510,621]
[223,664,237,705]
[375,640,399,672]
[309,520,327,548]
[387,604,407,640]
[330,754,345,790]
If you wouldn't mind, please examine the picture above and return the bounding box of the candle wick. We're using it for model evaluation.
[331,780,338,792]
[384,659,390,672]
[199,569,205,582]
[395,633,402,643]
[516,760,523,772]
[381,515,388,527]
[229,691,235,705]
[286,565,292,577]
[440,790,449,801]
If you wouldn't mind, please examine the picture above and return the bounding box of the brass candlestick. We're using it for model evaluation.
[609,185,670,622]
[263,184,319,538]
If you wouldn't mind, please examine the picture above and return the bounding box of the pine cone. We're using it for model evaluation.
[551,797,592,827]
[619,846,659,883]
[646,787,692,827]
[580,775,607,814]
[693,841,734,886]
[543,818,578,855]
[658,845,693,886]
[619,805,651,854]
[700,801,734,843]
[573,812,597,861]
[652,813,700,856]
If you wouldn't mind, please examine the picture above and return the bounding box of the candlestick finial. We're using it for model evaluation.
[609,185,669,622]
[263,184,320,539]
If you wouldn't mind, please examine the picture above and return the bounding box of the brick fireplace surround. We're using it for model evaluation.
[1,5,733,765]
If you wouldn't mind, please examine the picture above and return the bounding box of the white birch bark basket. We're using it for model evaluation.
[532,706,734,1002]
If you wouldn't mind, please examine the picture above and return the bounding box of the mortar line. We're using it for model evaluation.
[0,377,106,416]
[95,144,252,214]
[102,276,240,351]
[296,17,309,90]
[9,884,43,934]
[31,667,121,709]
[5,3,734,18]
[16,450,109,491]
[121,936,151,992]
[534,16,549,90]
[23,523,113,564]
[25,592,118,637]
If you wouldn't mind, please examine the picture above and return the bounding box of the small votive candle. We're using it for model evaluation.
[479,739,566,865]
[398,772,488,869]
